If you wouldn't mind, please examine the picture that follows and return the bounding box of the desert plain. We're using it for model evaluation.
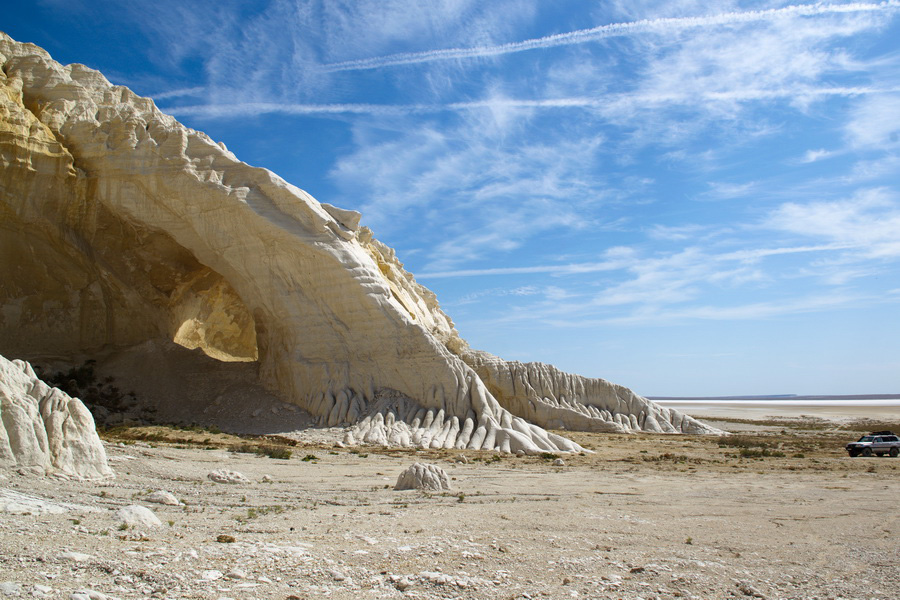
[2,410,898,600]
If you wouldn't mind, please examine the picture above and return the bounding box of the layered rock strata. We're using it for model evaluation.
[0,33,718,454]
[0,354,113,479]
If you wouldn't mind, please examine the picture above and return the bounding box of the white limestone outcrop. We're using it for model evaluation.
[462,350,715,434]
[0,354,113,479]
[0,32,719,454]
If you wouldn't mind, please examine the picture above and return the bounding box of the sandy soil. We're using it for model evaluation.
[2,415,899,600]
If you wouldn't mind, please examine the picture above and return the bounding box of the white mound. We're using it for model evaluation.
[394,463,452,491]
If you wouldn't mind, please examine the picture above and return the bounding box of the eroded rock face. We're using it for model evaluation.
[0,354,113,479]
[0,33,718,454]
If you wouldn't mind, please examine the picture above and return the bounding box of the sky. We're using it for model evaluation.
[6,1,900,396]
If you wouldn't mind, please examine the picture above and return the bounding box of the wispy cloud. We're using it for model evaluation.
[448,285,574,307]
[799,148,836,163]
[321,1,900,72]
[766,188,900,258]
[419,259,628,280]
[844,94,900,149]
[700,181,758,201]
[544,291,875,327]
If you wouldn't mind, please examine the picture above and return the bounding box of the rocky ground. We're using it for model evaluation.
[1,418,898,600]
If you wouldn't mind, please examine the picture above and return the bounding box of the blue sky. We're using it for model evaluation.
[7,1,900,396]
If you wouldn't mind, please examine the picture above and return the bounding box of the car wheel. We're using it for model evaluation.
[848,450,859,457]
[862,448,874,457]
[890,448,899,458]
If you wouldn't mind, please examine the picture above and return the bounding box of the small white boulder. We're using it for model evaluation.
[116,504,162,528]
[394,463,451,491]
[144,490,181,506]
[0,581,22,596]
[208,469,249,484]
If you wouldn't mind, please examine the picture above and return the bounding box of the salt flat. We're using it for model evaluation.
[657,399,900,423]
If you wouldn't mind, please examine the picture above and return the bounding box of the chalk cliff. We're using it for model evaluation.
[0,32,718,454]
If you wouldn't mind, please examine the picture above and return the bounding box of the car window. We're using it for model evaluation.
[859,436,875,442]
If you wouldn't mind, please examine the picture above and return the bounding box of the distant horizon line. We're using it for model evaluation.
[649,393,900,401]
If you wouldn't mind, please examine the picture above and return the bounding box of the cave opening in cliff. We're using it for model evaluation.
[169,269,259,363]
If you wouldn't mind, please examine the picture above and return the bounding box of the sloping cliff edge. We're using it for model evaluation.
[0,33,719,454]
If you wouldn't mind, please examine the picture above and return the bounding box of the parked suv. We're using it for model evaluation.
[846,431,900,457]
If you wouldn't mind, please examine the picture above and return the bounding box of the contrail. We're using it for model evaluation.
[321,1,900,72]
[165,85,900,119]
[167,102,426,118]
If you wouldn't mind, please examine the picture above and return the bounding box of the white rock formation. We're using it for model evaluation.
[394,463,451,491]
[0,354,112,479]
[0,33,719,455]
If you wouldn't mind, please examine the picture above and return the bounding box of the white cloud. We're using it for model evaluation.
[845,153,900,181]
[700,181,757,201]
[845,94,900,150]
[451,285,574,306]
[646,224,712,241]
[799,148,836,163]
[558,291,874,327]
[766,188,900,258]
[329,108,616,271]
